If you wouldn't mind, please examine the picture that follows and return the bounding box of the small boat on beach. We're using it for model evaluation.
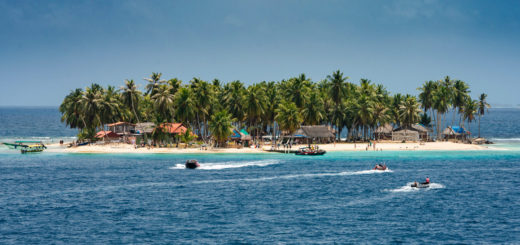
[295,147,326,155]
[2,141,47,153]
[185,160,200,169]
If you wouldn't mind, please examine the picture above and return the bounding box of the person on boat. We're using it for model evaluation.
[421,177,430,185]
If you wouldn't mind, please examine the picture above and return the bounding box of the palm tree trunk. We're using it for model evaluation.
[478,114,481,138]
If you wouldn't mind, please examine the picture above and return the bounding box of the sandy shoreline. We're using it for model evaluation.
[44,141,490,154]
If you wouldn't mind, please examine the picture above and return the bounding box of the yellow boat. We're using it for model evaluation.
[20,143,46,153]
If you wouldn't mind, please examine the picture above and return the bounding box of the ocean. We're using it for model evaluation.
[0,107,520,243]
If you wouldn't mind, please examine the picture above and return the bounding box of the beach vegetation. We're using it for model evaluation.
[60,71,489,145]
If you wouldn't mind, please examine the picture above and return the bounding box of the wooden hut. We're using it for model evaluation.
[107,122,136,137]
[392,124,429,142]
[300,125,335,143]
[375,124,394,140]
[442,126,468,141]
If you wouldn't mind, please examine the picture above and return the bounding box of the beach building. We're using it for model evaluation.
[283,125,335,144]
[392,124,429,142]
[300,125,335,143]
[375,124,394,140]
[442,126,468,141]
[230,128,252,146]
[95,130,120,141]
[107,122,136,136]
[135,122,155,144]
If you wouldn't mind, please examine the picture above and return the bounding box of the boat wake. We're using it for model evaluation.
[194,169,392,184]
[169,159,281,170]
[387,182,445,193]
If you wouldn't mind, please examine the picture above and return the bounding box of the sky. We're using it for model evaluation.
[0,0,519,107]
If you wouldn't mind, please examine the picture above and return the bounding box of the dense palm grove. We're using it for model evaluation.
[59,71,490,144]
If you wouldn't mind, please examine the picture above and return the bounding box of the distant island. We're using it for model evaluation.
[57,70,491,153]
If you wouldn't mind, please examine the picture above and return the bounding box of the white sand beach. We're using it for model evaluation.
[44,141,488,154]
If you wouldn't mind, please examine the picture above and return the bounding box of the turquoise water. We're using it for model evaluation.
[1,107,520,243]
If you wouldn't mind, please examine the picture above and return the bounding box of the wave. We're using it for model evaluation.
[489,138,520,142]
[387,182,444,193]
[169,159,281,170]
[194,169,392,184]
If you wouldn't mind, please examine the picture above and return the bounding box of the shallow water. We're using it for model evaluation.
[1,151,519,243]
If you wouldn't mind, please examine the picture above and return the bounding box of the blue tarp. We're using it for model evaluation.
[230,129,241,138]
[451,126,465,134]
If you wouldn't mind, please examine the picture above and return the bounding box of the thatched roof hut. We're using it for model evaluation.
[392,124,429,141]
[392,129,420,142]
[375,124,394,140]
[375,124,394,134]
[300,125,335,138]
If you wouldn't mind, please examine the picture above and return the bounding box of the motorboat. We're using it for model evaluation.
[295,147,326,155]
[185,160,200,169]
[410,182,430,188]
[373,164,387,170]
[20,144,46,154]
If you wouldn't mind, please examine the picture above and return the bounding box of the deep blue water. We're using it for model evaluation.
[1,107,520,243]
[0,152,519,243]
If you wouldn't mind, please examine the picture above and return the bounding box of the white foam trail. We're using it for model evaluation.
[490,137,520,142]
[194,169,392,184]
[387,182,444,193]
[169,159,280,170]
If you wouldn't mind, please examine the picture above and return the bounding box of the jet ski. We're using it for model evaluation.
[185,160,200,169]
[410,182,430,188]
[373,164,387,170]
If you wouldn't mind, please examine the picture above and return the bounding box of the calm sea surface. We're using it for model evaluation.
[1,107,520,243]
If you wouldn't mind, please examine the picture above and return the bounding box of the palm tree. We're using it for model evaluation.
[120,79,142,123]
[209,110,233,147]
[151,84,175,122]
[399,97,422,127]
[224,80,246,125]
[462,97,477,136]
[60,88,86,130]
[432,83,450,139]
[262,81,280,146]
[245,84,267,138]
[79,83,104,131]
[418,80,437,127]
[301,89,324,125]
[286,74,310,108]
[275,101,302,136]
[174,87,196,127]
[477,93,490,138]
[144,72,165,96]
[167,78,182,95]
[327,70,348,106]
[191,78,214,140]
[453,80,470,126]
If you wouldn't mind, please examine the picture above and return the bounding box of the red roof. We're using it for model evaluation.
[157,123,196,136]
[158,123,183,134]
[95,131,120,138]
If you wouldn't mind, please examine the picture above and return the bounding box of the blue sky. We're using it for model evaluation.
[0,0,519,106]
